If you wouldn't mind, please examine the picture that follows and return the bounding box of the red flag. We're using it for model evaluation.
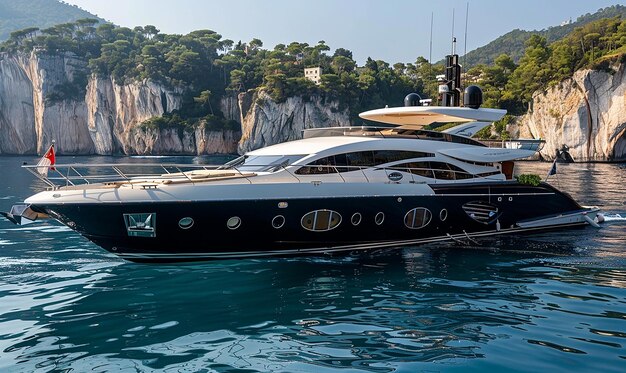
[37,143,55,176]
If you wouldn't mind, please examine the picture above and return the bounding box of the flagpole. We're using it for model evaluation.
[545,157,557,182]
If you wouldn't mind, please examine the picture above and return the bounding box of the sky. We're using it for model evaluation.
[64,0,625,65]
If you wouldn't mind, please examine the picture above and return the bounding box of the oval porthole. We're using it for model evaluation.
[375,212,385,225]
[272,215,285,229]
[178,217,194,229]
[439,208,448,222]
[226,216,241,230]
[301,209,342,232]
[351,212,362,226]
[404,207,432,229]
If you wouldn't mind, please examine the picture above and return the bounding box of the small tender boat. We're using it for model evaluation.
[2,54,601,262]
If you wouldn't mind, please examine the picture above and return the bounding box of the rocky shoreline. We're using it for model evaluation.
[1,51,624,161]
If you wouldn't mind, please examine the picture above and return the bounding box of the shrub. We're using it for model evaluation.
[516,173,542,186]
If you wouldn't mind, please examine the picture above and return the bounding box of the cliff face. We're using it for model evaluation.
[85,76,184,154]
[519,63,626,161]
[0,53,94,154]
[238,90,350,153]
[0,54,36,154]
[0,51,349,156]
[0,51,193,155]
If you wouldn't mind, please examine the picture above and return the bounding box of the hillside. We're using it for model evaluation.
[0,0,103,41]
[462,5,626,66]
[1,5,625,159]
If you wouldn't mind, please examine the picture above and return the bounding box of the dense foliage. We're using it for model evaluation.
[462,5,626,67]
[467,16,626,119]
[0,0,102,41]
[1,20,441,127]
[2,9,626,136]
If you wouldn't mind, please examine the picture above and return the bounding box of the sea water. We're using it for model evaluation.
[0,156,625,372]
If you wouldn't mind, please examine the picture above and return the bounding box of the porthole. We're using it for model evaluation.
[178,217,194,229]
[226,216,241,230]
[351,213,362,226]
[272,215,285,229]
[375,212,385,225]
[301,210,342,232]
[439,208,448,222]
[404,208,432,229]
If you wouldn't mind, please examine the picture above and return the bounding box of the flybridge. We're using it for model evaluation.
[358,106,507,128]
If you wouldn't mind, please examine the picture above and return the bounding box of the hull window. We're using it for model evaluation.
[462,201,500,224]
[351,212,362,226]
[178,217,194,229]
[375,212,385,225]
[124,213,156,237]
[404,208,432,229]
[301,210,342,232]
[272,215,285,229]
[439,209,448,222]
[227,216,242,230]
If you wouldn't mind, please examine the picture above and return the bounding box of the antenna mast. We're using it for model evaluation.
[451,8,455,54]
[429,12,433,100]
[441,9,462,107]
[429,12,433,66]
[464,3,469,60]
[463,2,469,86]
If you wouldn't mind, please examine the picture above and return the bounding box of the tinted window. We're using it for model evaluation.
[296,151,432,174]
[301,210,342,231]
[404,208,432,229]
[394,161,471,180]
[373,150,430,164]
[430,162,455,180]
[237,155,305,172]
[346,151,375,167]
[400,161,433,178]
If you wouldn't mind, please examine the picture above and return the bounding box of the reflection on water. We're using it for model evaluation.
[0,158,625,372]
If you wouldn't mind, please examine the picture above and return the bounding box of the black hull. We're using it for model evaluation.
[33,182,586,262]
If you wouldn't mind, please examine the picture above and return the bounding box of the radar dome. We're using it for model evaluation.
[463,86,483,109]
[404,93,422,107]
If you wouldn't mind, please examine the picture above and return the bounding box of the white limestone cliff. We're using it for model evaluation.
[85,76,184,154]
[519,63,626,161]
[237,90,350,153]
[0,51,241,155]
[0,54,36,154]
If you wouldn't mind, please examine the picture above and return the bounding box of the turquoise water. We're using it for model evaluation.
[0,157,625,372]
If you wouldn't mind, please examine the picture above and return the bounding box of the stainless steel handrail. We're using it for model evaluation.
[23,162,504,190]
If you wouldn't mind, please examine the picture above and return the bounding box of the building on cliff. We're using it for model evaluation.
[304,67,322,85]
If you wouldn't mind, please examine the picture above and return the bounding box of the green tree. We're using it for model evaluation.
[505,35,551,107]
[194,90,214,115]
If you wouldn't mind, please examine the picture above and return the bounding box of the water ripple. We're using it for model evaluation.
[0,158,625,372]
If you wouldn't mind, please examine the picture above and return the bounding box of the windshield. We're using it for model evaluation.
[224,155,306,172]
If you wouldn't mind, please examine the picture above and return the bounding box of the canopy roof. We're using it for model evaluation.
[359,106,507,129]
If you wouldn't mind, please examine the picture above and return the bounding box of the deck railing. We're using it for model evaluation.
[23,163,221,189]
[23,162,504,190]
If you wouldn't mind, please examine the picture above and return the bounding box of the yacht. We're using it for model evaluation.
[2,55,602,262]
